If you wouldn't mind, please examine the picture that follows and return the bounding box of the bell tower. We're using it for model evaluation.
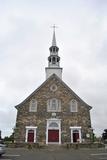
[45,26,62,79]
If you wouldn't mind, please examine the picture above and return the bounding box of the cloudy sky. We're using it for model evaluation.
[0,0,107,138]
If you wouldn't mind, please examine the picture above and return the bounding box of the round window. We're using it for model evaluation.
[50,84,57,92]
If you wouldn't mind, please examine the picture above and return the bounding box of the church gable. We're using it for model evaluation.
[15,74,92,113]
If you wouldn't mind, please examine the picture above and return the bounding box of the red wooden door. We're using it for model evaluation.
[48,130,59,142]
[27,130,34,142]
[73,132,79,142]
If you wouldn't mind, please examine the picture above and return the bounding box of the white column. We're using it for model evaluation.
[71,129,73,143]
[59,123,61,144]
[46,121,48,144]
[46,129,48,144]
[79,129,82,143]
[34,129,36,143]
[25,128,28,142]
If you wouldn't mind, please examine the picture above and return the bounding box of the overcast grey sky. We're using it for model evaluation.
[0,0,107,137]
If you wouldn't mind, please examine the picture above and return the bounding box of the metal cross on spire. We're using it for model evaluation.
[51,24,58,32]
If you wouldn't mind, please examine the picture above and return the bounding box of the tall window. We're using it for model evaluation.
[29,99,37,112]
[70,99,78,112]
[47,98,61,112]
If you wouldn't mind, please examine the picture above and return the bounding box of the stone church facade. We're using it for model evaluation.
[14,29,92,144]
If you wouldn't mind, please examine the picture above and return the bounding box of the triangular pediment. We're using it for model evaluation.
[15,74,92,110]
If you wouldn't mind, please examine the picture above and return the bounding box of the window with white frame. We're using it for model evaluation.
[47,98,61,112]
[29,99,37,112]
[70,99,78,112]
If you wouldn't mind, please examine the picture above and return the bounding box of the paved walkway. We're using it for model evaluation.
[0,147,107,160]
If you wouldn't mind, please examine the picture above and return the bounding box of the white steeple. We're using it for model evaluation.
[45,26,63,79]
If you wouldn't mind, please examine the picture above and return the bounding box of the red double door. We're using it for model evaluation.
[48,130,59,142]
[73,132,79,142]
[27,130,34,142]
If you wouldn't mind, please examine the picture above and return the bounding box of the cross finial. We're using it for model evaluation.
[50,24,58,46]
[51,24,58,32]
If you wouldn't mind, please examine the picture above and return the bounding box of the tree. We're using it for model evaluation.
[3,132,14,143]
[102,129,107,140]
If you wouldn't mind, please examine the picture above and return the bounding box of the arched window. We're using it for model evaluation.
[70,99,78,112]
[49,122,59,128]
[29,99,37,112]
[73,130,79,133]
[52,57,56,64]
[51,99,57,110]
[47,98,61,112]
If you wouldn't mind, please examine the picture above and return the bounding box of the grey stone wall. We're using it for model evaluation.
[14,76,92,143]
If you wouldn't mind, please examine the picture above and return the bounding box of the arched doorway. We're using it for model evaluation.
[48,122,59,142]
[46,119,61,144]
[25,126,37,143]
[70,126,82,143]
[27,129,34,142]
[73,130,79,142]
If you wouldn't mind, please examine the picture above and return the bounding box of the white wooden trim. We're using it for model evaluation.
[46,118,61,144]
[29,99,37,112]
[70,99,78,112]
[47,99,61,112]
[70,126,82,143]
[25,126,37,143]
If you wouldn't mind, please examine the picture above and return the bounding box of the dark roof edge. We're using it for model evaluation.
[56,75,92,110]
[15,74,55,109]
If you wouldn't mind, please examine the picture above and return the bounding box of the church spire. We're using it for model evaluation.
[45,25,63,79]
[49,25,59,55]
[52,24,57,46]
[52,29,57,46]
